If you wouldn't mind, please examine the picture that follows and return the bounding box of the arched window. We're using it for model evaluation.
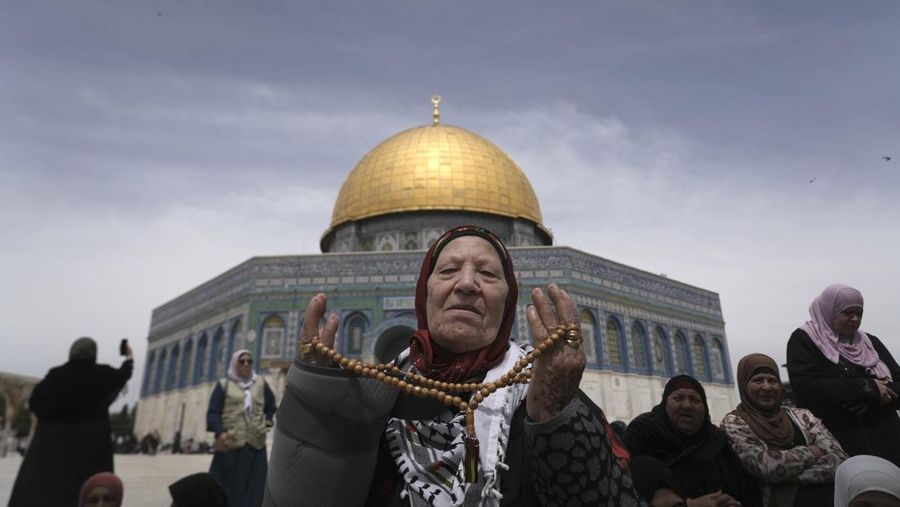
[710,337,727,381]
[142,352,155,396]
[180,339,193,387]
[403,232,419,250]
[630,321,648,369]
[579,309,598,364]
[674,331,690,374]
[423,229,442,249]
[262,315,286,358]
[193,334,208,384]
[692,334,708,378]
[344,314,367,356]
[228,319,242,362]
[209,329,226,380]
[154,349,167,394]
[605,317,624,366]
[166,344,180,390]
[652,326,670,375]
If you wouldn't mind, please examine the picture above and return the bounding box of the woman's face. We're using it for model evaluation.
[850,491,900,507]
[236,353,253,379]
[84,486,119,507]
[665,388,705,436]
[425,236,508,354]
[746,372,782,411]
[832,307,863,338]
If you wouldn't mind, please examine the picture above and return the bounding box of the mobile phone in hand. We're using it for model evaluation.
[120,338,129,356]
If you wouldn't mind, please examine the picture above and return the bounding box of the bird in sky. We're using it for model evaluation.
[808,177,818,184]
[883,156,892,161]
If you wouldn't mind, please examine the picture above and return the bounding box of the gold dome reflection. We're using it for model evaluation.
[329,124,545,230]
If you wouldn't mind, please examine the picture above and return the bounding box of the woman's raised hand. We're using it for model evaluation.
[525,284,586,423]
[298,293,340,366]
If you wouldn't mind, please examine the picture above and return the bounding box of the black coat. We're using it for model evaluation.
[786,329,900,466]
[9,358,133,507]
[625,407,761,507]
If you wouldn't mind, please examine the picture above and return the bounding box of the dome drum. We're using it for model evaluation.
[321,211,551,253]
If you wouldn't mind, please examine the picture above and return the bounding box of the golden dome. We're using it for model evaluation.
[328,123,546,232]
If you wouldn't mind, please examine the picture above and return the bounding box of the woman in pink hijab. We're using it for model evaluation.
[786,284,900,466]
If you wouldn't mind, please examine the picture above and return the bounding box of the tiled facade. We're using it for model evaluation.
[135,245,737,443]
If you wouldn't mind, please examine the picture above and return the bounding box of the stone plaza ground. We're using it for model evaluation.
[1,453,213,506]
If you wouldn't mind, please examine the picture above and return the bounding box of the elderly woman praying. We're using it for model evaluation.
[263,225,643,506]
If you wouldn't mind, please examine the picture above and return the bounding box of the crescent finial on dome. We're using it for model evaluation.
[431,94,441,126]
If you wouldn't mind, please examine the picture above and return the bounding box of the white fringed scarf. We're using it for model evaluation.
[384,345,528,506]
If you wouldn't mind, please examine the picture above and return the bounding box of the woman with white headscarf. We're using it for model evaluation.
[207,349,276,507]
[786,284,900,466]
[834,455,900,507]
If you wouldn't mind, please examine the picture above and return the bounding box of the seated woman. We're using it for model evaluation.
[786,284,900,465]
[834,455,900,507]
[625,375,760,507]
[264,226,644,506]
[721,353,847,506]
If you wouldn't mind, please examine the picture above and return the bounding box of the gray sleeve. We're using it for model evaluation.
[264,359,400,507]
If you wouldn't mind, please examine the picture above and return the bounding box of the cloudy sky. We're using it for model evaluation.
[2,1,898,409]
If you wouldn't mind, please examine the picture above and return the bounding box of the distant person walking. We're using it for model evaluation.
[9,336,133,506]
[207,349,275,507]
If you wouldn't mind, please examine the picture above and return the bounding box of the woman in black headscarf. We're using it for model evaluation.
[170,472,228,507]
[625,375,760,507]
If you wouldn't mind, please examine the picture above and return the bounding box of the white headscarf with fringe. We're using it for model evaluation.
[226,349,257,418]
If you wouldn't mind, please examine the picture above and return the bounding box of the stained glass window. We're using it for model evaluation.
[262,315,286,358]
[692,334,708,377]
[710,337,726,381]
[345,314,367,355]
[630,322,648,369]
[606,317,623,366]
[580,309,597,363]
[653,326,670,374]
[194,334,207,383]
[674,331,690,374]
